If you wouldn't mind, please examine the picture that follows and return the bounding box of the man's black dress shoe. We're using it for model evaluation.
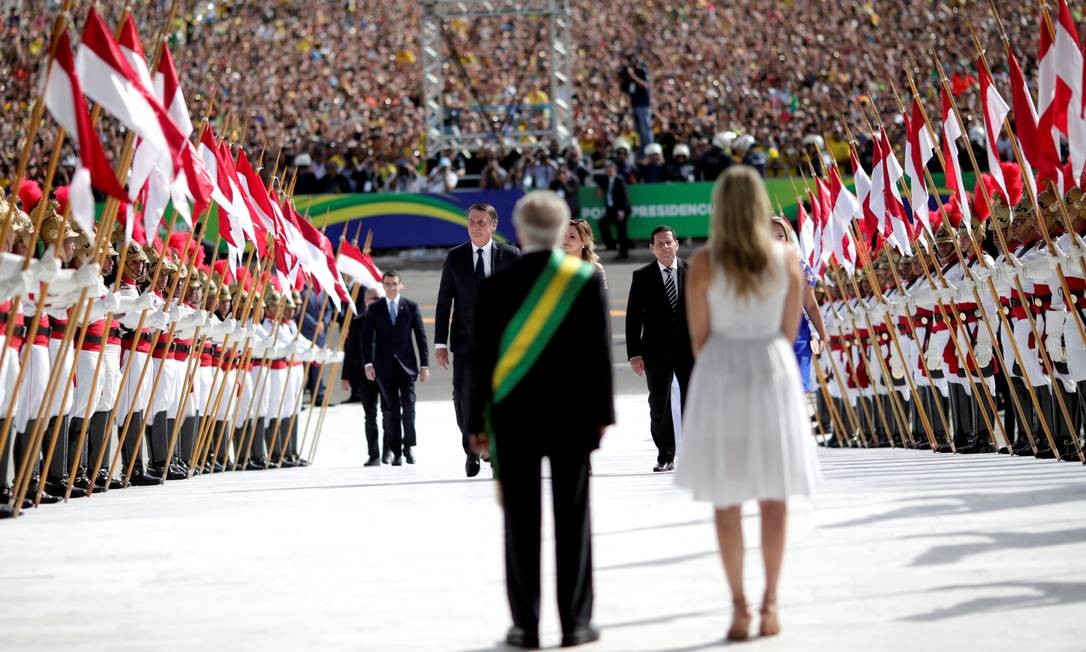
[244,460,268,471]
[1036,446,1056,459]
[382,450,393,465]
[166,465,188,480]
[404,448,415,464]
[466,454,481,477]
[132,472,164,486]
[363,455,381,467]
[391,454,403,466]
[561,624,600,648]
[504,626,540,649]
[33,485,63,504]
[652,460,674,472]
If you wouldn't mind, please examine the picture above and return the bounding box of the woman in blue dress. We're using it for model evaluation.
[770,217,827,393]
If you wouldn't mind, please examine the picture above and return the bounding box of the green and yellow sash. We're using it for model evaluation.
[486,251,595,478]
[492,251,596,404]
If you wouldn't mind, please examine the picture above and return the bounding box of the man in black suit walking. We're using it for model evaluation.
[342,286,387,466]
[625,225,693,472]
[362,271,429,466]
[469,190,612,649]
[597,160,632,260]
[434,203,520,477]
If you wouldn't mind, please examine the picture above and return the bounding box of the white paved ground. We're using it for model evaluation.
[2,396,1086,651]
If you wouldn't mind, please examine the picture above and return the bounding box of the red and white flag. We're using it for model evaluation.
[827,166,858,273]
[337,240,385,296]
[978,61,1011,204]
[796,200,815,269]
[1038,0,1086,181]
[850,148,877,241]
[904,97,935,237]
[940,87,974,235]
[808,188,826,274]
[881,133,912,256]
[43,31,126,238]
[74,8,185,181]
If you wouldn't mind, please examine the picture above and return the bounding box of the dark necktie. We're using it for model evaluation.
[389,300,397,325]
[475,248,486,279]
[663,267,678,315]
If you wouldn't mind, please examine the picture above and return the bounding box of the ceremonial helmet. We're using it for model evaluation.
[73,231,117,261]
[264,289,281,310]
[125,241,149,264]
[290,289,302,307]
[283,291,297,310]
[217,280,231,302]
[39,203,78,247]
[8,205,35,251]
[143,243,161,268]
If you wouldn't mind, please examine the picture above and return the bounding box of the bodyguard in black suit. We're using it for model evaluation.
[434,203,520,477]
[469,191,612,649]
[597,160,632,259]
[362,271,429,466]
[625,225,693,472]
[342,286,387,466]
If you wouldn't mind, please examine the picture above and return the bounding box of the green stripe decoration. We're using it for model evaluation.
[492,251,596,404]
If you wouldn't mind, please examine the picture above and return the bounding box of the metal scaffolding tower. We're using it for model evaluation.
[420,0,574,155]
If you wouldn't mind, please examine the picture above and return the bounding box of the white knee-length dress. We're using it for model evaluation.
[675,243,820,507]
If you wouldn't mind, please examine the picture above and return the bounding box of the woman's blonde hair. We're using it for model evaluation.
[709,166,776,298]
[569,219,599,264]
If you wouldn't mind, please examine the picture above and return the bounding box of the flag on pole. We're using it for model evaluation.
[1037,0,1086,181]
[939,88,974,235]
[850,148,877,240]
[796,200,815,269]
[978,61,1011,203]
[827,166,858,273]
[74,8,185,180]
[337,240,385,295]
[904,97,935,237]
[43,31,126,238]
[879,131,912,256]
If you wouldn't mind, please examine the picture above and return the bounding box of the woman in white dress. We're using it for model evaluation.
[675,166,820,641]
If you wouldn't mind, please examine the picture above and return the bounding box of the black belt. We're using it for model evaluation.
[36,326,51,338]
[6,325,27,339]
[79,334,113,346]
[121,331,156,344]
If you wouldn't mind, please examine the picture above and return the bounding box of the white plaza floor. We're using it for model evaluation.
[2,395,1086,651]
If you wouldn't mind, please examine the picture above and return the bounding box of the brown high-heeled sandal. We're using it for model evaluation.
[759,596,780,637]
[726,599,752,642]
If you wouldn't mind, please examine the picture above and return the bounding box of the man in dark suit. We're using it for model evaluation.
[434,203,520,477]
[469,191,612,649]
[597,160,632,260]
[362,271,430,466]
[625,225,693,472]
[342,286,387,466]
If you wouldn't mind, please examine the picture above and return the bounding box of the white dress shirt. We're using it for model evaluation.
[473,239,495,278]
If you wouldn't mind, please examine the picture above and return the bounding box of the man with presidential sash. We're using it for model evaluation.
[468,191,614,650]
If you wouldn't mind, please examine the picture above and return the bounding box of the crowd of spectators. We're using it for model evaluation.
[0,1,1052,195]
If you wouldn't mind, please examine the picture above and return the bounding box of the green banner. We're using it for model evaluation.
[577,173,976,240]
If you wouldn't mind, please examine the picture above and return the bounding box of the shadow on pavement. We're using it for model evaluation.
[901,580,1086,622]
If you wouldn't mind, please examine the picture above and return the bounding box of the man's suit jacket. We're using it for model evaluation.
[625,259,693,364]
[434,241,521,355]
[602,174,631,219]
[342,291,367,382]
[361,297,429,380]
[468,251,614,444]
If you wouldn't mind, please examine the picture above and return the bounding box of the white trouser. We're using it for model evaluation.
[47,339,74,416]
[71,348,104,421]
[117,350,153,416]
[97,344,122,413]
[14,344,49,433]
